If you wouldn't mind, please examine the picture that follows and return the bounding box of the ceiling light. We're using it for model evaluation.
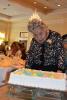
[29,10,41,21]
[8,4,11,7]
[57,4,61,7]
[44,6,47,9]
[33,1,37,4]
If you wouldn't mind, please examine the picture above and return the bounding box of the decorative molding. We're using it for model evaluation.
[0,13,11,19]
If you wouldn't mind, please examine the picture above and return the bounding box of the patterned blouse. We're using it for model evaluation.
[26,30,64,72]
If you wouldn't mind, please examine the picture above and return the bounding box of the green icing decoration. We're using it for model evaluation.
[36,72,44,77]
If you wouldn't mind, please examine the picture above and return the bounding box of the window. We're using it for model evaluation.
[0,32,5,44]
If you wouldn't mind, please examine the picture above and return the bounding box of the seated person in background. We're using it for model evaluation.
[0,42,6,55]
[0,41,9,55]
[6,41,26,68]
[62,34,67,68]
[7,41,22,58]
[19,43,26,60]
[26,18,65,72]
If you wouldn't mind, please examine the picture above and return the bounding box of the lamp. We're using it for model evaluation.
[29,1,41,21]
[29,10,41,21]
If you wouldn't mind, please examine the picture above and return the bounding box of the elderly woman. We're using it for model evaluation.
[62,34,67,68]
[26,18,65,72]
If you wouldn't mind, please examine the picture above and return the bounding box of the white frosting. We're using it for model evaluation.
[8,69,67,91]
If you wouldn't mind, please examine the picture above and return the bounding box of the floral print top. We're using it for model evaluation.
[26,30,64,72]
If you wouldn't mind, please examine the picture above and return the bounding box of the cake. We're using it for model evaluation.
[8,68,67,91]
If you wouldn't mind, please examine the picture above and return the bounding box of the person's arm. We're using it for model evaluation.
[55,33,65,72]
[26,40,34,68]
[57,48,64,72]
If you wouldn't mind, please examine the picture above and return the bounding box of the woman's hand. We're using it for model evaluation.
[57,70,62,73]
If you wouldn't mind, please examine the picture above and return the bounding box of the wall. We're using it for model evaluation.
[10,19,28,42]
[43,12,67,35]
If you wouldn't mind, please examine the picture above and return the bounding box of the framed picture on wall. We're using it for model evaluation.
[19,32,28,39]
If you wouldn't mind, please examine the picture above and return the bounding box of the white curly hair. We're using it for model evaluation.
[28,18,46,33]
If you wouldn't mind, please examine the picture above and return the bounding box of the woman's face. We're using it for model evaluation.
[33,27,48,43]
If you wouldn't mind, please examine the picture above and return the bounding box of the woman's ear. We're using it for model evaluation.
[46,26,49,32]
